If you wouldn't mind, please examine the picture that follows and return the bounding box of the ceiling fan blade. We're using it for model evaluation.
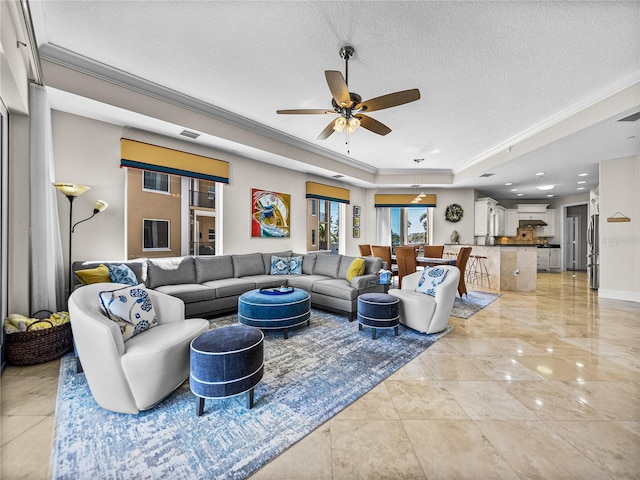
[356,89,421,112]
[325,70,352,108]
[276,109,334,115]
[357,114,392,136]
[317,120,337,140]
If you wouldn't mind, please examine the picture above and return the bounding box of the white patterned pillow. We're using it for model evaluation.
[415,267,448,296]
[270,256,290,275]
[99,284,158,341]
[289,256,303,275]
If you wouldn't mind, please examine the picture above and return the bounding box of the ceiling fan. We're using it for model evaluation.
[277,46,421,141]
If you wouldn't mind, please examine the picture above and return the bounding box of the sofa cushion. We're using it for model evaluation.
[76,264,111,285]
[107,263,139,286]
[244,274,283,289]
[270,256,290,275]
[233,253,265,277]
[154,284,216,304]
[284,274,329,291]
[416,267,449,296]
[262,251,292,273]
[363,256,383,275]
[312,279,359,301]
[202,278,256,298]
[99,284,158,341]
[194,255,234,283]
[313,254,341,278]
[147,257,196,289]
[301,254,316,274]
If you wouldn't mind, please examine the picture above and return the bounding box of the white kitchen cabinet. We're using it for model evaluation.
[474,197,498,236]
[549,248,561,270]
[537,249,550,271]
[495,206,505,236]
[542,209,556,237]
[505,209,519,236]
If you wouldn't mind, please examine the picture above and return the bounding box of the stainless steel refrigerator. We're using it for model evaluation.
[587,214,599,289]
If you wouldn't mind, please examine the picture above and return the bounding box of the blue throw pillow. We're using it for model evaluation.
[107,263,138,285]
[415,267,448,296]
[289,256,303,275]
[270,256,290,275]
[99,284,157,341]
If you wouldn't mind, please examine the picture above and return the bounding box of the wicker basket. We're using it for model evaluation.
[5,311,74,366]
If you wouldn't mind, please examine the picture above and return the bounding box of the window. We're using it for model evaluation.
[307,199,341,253]
[390,207,432,249]
[143,219,170,250]
[143,171,170,193]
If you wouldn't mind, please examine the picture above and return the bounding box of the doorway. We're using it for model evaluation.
[564,204,587,271]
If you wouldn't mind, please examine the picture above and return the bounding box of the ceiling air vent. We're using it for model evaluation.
[618,111,640,122]
[180,129,201,139]
[479,173,495,177]
[332,174,344,179]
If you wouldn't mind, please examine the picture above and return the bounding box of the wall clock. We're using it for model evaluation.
[445,204,463,222]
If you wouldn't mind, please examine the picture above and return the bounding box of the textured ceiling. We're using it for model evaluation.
[29,1,640,200]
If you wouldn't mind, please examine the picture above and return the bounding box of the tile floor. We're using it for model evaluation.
[1,271,639,479]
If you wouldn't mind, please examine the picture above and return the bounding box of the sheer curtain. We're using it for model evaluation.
[376,207,391,245]
[29,84,65,312]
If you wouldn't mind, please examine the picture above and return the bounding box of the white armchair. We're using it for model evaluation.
[388,266,460,334]
[68,282,209,414]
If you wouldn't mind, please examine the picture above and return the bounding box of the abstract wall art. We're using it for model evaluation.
[251,188,290,238]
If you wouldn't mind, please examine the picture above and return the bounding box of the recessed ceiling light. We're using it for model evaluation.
[578,173,588,177]
[536,172,545,176]
[537,185,554,191]
[505,182,513,186]
[429,149,440,154]
[517,193,524,196]
[577,181,586,184]
[547,194,554,197]
[510,188,518,192]
[577,187,585,190]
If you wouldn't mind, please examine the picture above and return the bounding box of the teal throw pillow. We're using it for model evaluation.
[270,256,290,275]
[289,256,303,275]
[107,263,138,286]
[415,267,448,296]
[99,284,157,341]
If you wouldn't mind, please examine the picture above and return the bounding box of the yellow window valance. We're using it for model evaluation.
[305,181,350,204]
[120,139,229,183]
[374,194,437,207]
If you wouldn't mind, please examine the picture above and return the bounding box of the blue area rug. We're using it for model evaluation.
[451,290,501,319]
[51,309,450,479]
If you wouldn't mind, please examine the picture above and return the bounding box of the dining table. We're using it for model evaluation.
[391,255,456,267]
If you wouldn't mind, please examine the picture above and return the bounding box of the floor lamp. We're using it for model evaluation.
[54,183,109,298]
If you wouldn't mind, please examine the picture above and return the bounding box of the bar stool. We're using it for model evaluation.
[467,255,491,288]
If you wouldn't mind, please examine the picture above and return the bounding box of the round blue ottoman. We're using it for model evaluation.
[190,325,264,416]
[357,293,400,339]
[238,288,311,339]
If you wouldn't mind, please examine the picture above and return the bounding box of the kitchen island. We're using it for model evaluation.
[445,244,538,292]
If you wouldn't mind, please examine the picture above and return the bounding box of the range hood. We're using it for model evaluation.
[519,219,547,227]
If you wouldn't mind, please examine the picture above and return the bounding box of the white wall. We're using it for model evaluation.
[598,155,639,302]
[50,111,374,262]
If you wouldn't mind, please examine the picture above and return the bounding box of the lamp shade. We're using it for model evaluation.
[54,183,90,197]
[94,200,109,213]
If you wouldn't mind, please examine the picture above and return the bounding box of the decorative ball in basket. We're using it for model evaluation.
[4,311,73,366]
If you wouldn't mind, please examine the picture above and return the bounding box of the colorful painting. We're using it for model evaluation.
[251,189,290,238]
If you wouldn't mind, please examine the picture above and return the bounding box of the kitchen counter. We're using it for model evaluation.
[445,244,537,292]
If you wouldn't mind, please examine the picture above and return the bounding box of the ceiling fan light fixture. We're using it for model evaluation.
[333,116,347,133]
[346,116,361,134]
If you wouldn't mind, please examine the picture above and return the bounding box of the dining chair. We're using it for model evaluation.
[455,247,472,298]
[371,245,398,282]
[394,246,418,289]
[422,245,444,258]
[358,244,372,256]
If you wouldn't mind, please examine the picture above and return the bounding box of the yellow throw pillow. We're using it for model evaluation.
[75,264,111,285]
[346,257,366,281]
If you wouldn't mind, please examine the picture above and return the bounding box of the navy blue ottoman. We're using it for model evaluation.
[190,325,264,416]
[238,288,311,339]
[357,293,400,339]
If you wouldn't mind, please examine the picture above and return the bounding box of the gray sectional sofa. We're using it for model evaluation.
[72,251,384,319]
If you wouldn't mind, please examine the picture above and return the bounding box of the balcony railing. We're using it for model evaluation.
[190,190,215,209]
